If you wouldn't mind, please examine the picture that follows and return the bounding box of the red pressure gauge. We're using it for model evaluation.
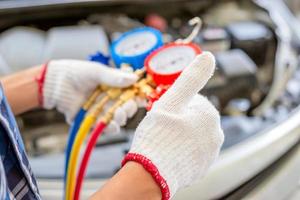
[145,42,202,110]
[145,42,202,86]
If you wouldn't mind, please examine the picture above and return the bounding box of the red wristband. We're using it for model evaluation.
[35,62,48,106]
[122,153,170,200]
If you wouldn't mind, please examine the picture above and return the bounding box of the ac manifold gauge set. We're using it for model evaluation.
[64,17,202,200]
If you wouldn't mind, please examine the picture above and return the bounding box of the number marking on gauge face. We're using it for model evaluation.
[115,32,158,56]
[148,45,197,74]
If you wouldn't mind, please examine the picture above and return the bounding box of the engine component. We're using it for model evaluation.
[203,49,258,111]
[252,0,298,116]
[221,116,268,149]
[42,25,109,61]
[145,13,168,32]
[196,27,230,53]
[87,14,144,37]
[226,21,273,65]
[224,98,252,116]
[0,27,45,72]
[0,54,11,75]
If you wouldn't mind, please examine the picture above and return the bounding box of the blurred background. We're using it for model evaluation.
[1,0,300,199]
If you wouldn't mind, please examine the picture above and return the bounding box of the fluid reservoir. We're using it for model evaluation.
[42,25,109,61]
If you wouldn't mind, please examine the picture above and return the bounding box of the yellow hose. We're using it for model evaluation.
[65,115,96,200]
[65,95,113,200]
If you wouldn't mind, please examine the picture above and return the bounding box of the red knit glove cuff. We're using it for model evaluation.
[122,153,171,200]
[35,62,48,106]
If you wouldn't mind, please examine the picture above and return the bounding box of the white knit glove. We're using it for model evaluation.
[42,60,138,123]
[122,52,224,199]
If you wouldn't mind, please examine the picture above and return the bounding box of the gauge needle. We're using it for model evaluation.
[158,56,185,71]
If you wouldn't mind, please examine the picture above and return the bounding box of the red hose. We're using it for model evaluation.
[74,121,107,200]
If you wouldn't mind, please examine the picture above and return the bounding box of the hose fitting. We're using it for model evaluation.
[90,88,123,117]
[101,89,137,124]
[136,77,155,98]
[82,86,102,110]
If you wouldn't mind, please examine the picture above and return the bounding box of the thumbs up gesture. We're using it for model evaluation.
[122,52,224,200]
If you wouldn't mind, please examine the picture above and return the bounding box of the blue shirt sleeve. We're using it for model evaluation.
[0,158,8,200]
[0,84,41,200]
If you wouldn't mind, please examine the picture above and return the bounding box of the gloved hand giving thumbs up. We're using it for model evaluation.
[122,52,224,200]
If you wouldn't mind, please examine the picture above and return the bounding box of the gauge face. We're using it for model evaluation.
[115,31,158,56]
[148,45,197,75]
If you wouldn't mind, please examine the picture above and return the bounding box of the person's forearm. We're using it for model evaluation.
[90,162,161,200]
[1,66,42,115]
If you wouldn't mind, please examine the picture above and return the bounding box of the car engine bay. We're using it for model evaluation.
[0,0,300,198]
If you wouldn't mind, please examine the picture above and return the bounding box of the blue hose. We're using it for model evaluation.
[64,108,86,183]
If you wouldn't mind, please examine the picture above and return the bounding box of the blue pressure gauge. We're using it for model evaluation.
[110,27,163,69]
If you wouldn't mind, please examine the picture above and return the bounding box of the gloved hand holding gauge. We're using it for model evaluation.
[91,17,203,135]
[86,51,224,200]
[122,52,224,200]
[106,17,204,133]
[102,19,223,200]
